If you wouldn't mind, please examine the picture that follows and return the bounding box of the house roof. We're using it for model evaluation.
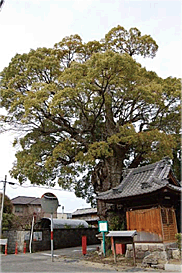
[11,196,41,205]
[72,208,97,216]
[97,157,181,201]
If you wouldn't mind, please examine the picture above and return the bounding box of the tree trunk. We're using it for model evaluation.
[92,155,124,193]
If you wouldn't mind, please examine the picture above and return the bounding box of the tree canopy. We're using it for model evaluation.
[0,26,181,205]
[0,193,13,214]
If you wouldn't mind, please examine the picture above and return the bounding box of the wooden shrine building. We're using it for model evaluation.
[97,157,181,243]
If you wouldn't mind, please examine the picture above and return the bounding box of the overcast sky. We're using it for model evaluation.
[0,0,181,213]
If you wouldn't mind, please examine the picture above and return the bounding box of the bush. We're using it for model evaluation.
[64,224,71,229]
[2,213,15,230]
[109,214,125,231]
[175,233,182,252]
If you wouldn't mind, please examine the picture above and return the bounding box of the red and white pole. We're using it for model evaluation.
[51,213,54,262]
[15,242,18,255]
[82,236,87,255]
[23,241,26,254]
[5,243,7,255]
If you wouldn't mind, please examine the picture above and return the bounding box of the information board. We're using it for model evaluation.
[98,221,108,232]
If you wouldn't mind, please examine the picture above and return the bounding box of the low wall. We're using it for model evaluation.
[2,228,100,254]
[126,242,178,259]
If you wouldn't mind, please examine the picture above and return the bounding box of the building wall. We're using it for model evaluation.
[12,204,43,217]
[57,213,72,219]
[43,212,57,218]
[126,207,178,243]
[126,207,163,242]
[12,204,57,219]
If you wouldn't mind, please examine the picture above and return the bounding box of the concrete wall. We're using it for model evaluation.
[2,230,18,254]
[2,228,100,254]
[31,228,100,252]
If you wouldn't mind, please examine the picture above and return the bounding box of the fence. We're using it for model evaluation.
[2,228,100,254]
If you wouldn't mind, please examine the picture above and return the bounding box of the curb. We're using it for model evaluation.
[164,263,182,272]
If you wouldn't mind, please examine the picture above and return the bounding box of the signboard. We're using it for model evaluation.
[33,231,42,241]
[24,232,30,241]
[98,221,108,232]
[98,221,108,257]
[0,239,7,245]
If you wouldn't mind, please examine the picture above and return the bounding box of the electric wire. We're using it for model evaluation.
[0,179,70,192]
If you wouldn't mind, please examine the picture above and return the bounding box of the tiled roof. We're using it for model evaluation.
[11,196,41,205]
[72,208,97,215]
[97,157,181,201]
[84,216,99,222]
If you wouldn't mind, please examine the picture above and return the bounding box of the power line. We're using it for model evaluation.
[0,179,71,192]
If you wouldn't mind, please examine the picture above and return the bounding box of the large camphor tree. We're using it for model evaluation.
[0,26,181,206]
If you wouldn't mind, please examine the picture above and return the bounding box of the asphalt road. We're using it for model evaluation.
[1,245,117,273]
[0,245,176,273]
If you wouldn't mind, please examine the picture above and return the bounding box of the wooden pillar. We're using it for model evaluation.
[126,211,130,229]
[132,241,136,267]
[113,237,117,263]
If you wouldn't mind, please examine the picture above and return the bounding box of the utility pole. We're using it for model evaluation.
[0,175,7,237]
[0,176,15,237]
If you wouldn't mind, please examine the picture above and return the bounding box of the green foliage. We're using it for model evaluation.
[175,233,182,252]
[0,194,13,214]
[2,213,17,230]
[106,249,112,256]
[77,224,85,228]
[64,224,71,229]
[0,25,181,204]
[108,214,125,231]
[104,25,158,58]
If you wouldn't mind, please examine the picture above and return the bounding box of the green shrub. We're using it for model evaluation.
[64,224,71,229]
[78,224,85,228]
[109,214,125,231]
[175,233,182,252]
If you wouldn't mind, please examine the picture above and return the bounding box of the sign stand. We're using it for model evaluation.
[98,221,108,257]
[102,231,106,256]
[51,213,54,262]
[41,193,59,262]
[29,215,35,253]
[106,230,137,265]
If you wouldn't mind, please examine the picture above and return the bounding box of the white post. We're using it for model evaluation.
[29,215,34,253]
[51,213,54,262]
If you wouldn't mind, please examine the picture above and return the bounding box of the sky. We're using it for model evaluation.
[0,0,181,213]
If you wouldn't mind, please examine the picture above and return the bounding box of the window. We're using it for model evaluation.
[161,208,174,225]
[168,210,174,224]
[161,208,167,224]
[15,206,23,213]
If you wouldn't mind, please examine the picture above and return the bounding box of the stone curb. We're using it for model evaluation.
[164,263,182,272]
